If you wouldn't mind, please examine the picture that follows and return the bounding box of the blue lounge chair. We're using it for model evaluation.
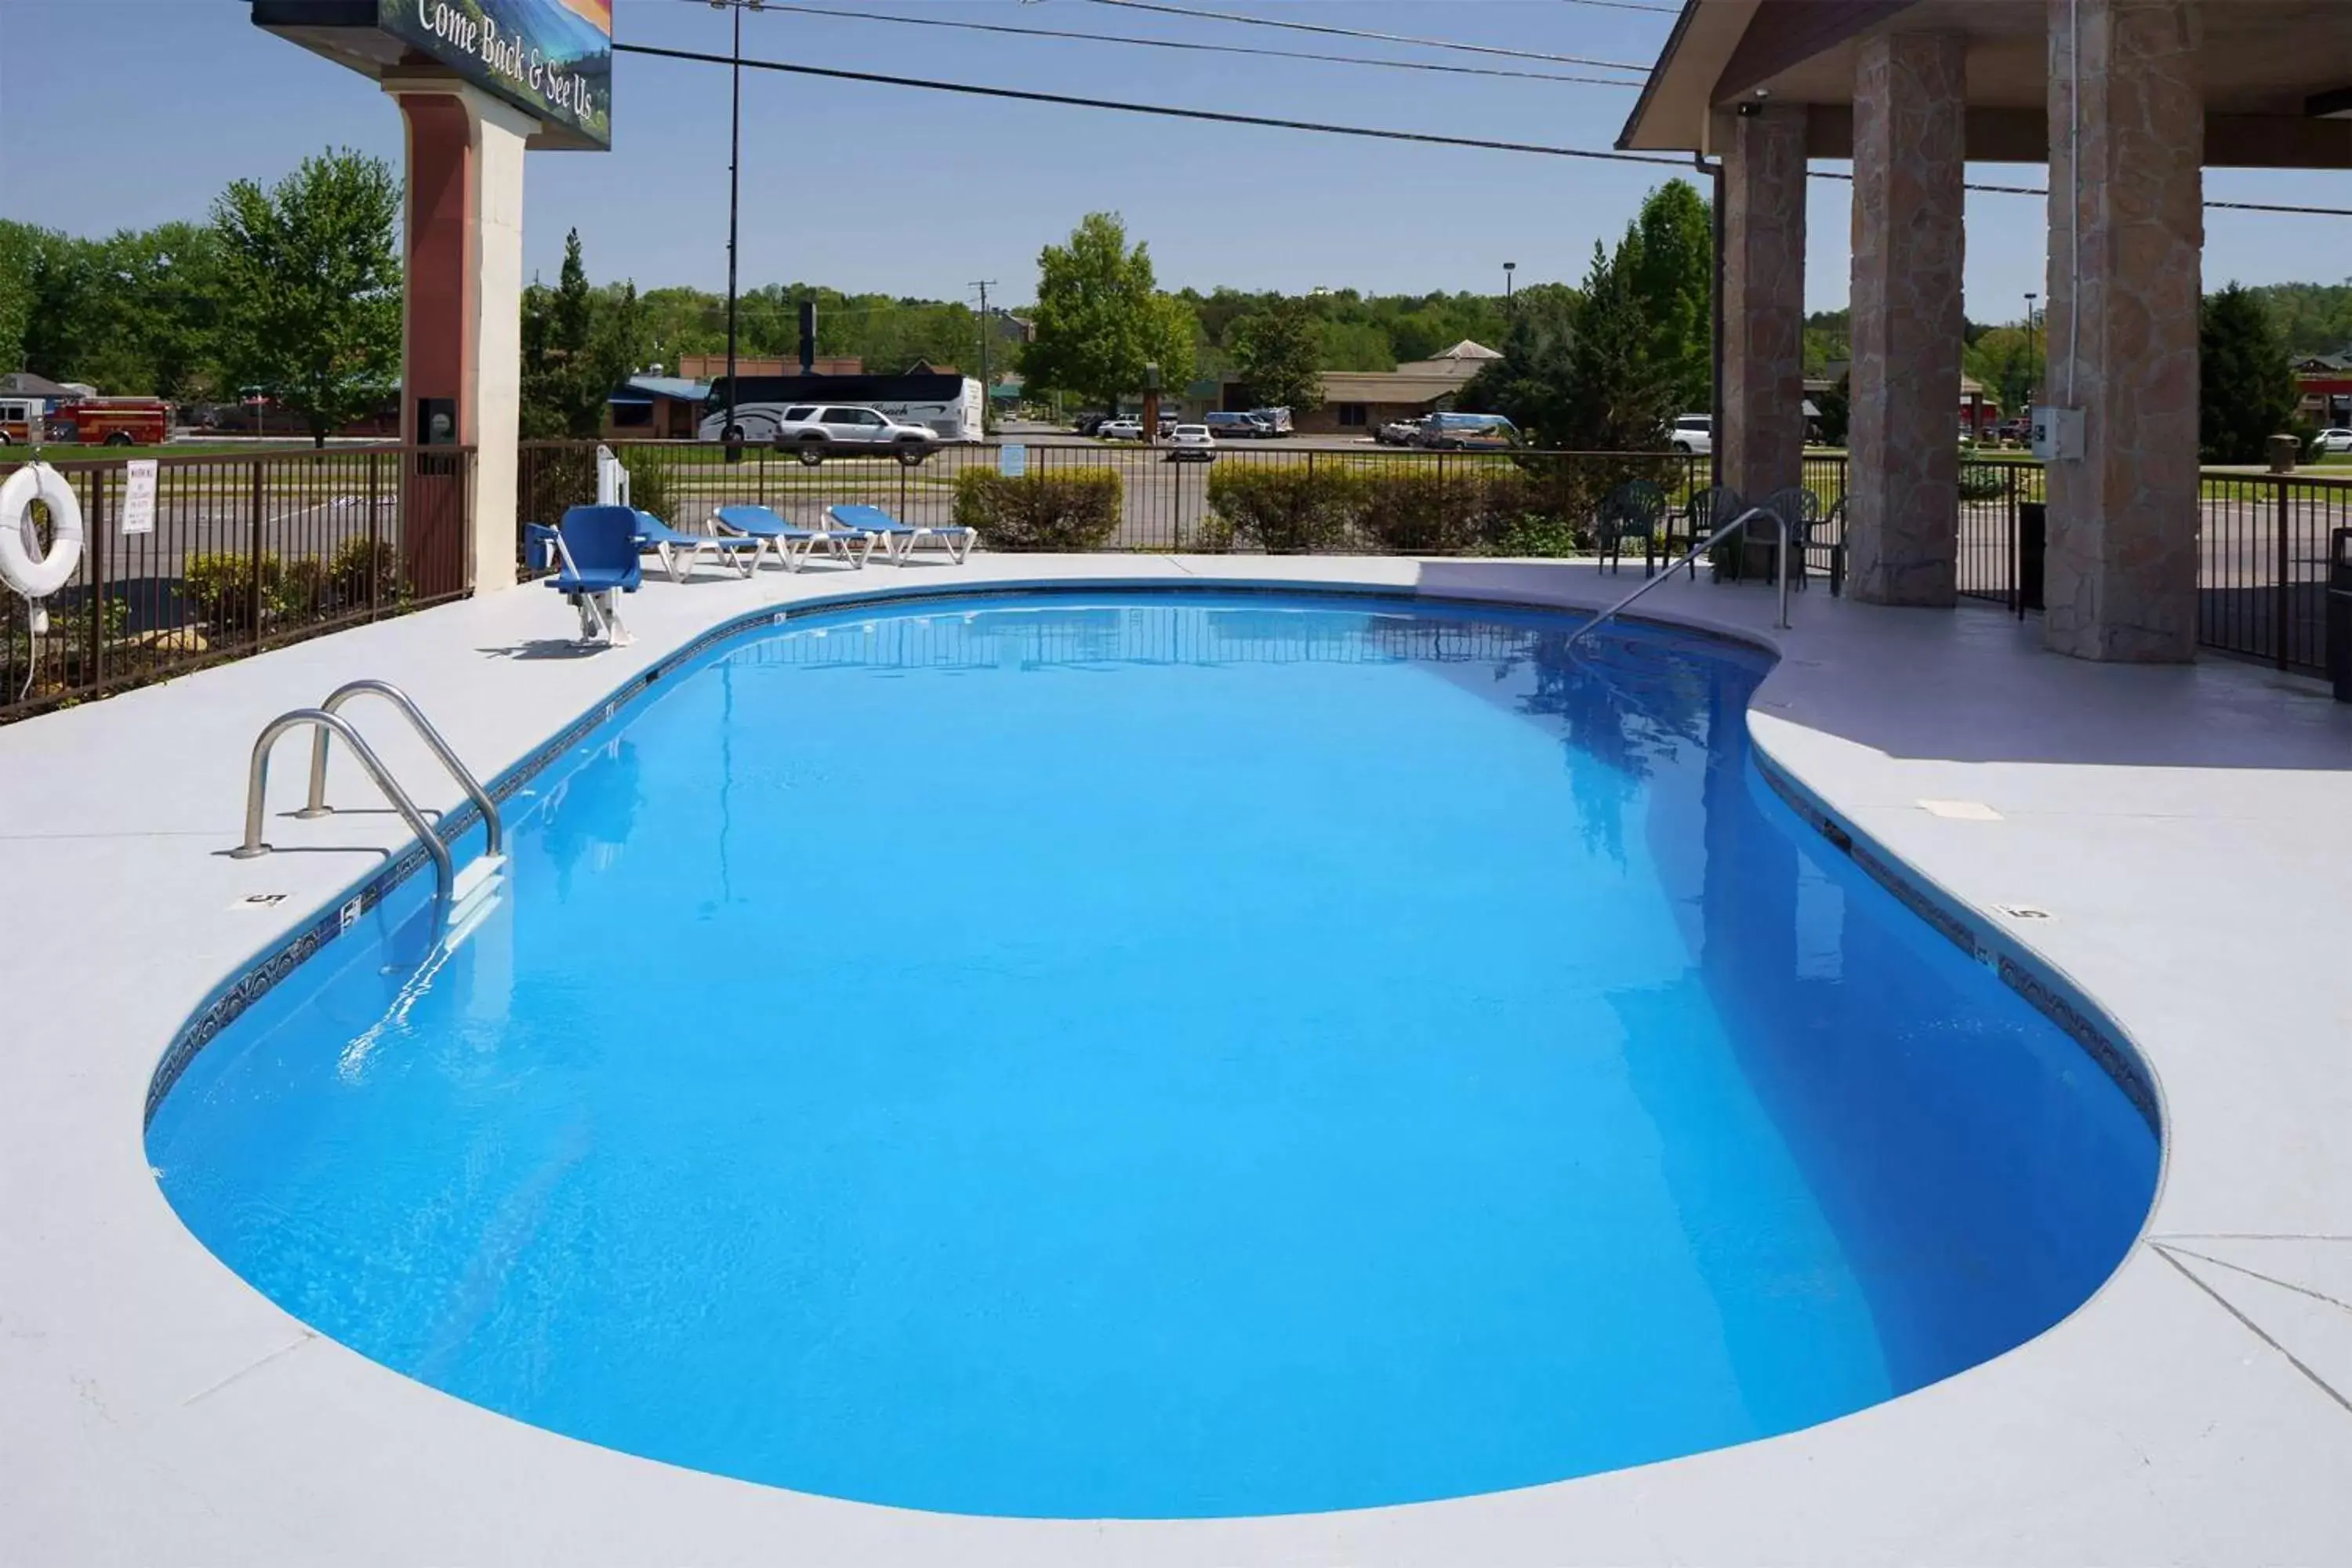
[713,503,873,572]
[825,503,978,566]
[539,506,642,644]
[633,509,762,582]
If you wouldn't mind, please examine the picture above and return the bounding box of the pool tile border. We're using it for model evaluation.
[146,582,2154,1143]
[1754,756,2161,1134]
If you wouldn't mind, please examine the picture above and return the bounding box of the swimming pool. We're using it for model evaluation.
[147,591,2159,1520]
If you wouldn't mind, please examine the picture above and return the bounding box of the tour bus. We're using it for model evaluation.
[699,372,983,445]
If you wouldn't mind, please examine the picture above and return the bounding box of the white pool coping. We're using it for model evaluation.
[3,554,2349,1566]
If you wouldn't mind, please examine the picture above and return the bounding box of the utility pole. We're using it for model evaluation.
[713,0,764,456]
[971,279,997,436]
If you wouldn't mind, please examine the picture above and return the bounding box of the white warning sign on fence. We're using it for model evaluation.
[998,443,1027,479]
[121,459,158,535]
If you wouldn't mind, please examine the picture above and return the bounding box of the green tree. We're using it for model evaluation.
[211,149,401,445]
[1962,325,2037,420]
[1230,296,1327,412]
[2200,281,2299,463]
[1464,245,1671,452]
[1623,179,1714,412]
[1021,212,1196,413]
[520,228,641,439]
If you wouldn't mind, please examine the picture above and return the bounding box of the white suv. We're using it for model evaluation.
[1670,414,1712,456]
[773,405,935,466]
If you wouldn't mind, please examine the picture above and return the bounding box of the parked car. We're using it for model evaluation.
[1165,423,1217,462]
[2311,427,2352,455]
[1250,406,1294,437]
[1203,411,1272,440]
[1074,412,1110,436]
[1097,418,1145,441]
[772,404,935,466]
[1414,412,1522,450]
[1157,409,1185,437]
[1669,413,1712,456]
[1375,417,1425,446]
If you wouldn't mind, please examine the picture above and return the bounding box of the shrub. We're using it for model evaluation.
[328,537,403,608]
[1206,464,1363,554]
[616,446,673,522]
[183,551,282,635]
[274,557,330,622]
[953,469,1122,550]
[1958,462,2009,502]
[521,444,597,525]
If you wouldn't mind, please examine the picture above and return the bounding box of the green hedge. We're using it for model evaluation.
[1203,466,1364,554]
[1204,462,1625,556]
[953,469,1122,550]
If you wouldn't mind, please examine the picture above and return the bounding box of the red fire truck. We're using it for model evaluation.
[49,398,172,446]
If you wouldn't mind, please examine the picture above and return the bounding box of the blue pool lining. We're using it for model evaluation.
[142,580,2160,1144]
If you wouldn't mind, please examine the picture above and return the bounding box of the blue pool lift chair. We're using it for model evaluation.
[825,503,979,566]
[633,509,762,583]
[535,506,642,645]
[713,503,874,572]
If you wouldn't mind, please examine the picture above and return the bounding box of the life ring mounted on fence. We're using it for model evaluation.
[0,461,85,600]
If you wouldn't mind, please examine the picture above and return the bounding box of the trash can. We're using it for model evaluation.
[2016,501,2047,616]
[2267,433,2301,474]
[2329,528,2352,703]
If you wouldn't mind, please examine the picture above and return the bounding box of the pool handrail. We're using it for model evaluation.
[230,707,454,927]
[296,679,503,859]
[1568,504,1793,650]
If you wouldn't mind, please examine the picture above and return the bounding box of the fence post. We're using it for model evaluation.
[2275,475,2292,671]
[368,451,383,618]
[248,460,266,651]
[87,469,106,684]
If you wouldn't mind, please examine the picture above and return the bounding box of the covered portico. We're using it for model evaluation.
[1621,0,2352,661]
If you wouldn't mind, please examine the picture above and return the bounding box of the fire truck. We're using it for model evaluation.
[48,398,172,447]
[0,396,45,445]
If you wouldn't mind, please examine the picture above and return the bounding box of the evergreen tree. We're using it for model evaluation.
[1623,180,1714,414]
[2200,282,2299,463]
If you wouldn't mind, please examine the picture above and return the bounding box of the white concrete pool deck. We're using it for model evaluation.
[3,553,2349,1566]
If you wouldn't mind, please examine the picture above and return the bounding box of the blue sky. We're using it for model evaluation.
[3,0,2345,322]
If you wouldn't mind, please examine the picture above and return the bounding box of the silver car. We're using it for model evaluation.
[772,404,935,466]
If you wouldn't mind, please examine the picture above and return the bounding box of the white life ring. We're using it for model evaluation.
[0,462,85,599]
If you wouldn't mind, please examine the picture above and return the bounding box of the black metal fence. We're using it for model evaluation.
[0,445,475,723]
[7,437,2342,726]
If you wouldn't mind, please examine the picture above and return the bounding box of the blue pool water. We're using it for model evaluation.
[150,593,2158,1519]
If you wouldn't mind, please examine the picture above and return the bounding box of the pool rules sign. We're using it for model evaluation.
[121,460,157,536]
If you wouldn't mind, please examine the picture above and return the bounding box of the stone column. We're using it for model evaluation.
[2043,0,2204,661]
[1847,33,1967,607]
[1717,103,1808,505]
[386,78,536,597]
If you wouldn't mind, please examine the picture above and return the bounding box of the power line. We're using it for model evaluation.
[1068,0,1653,74]
[622,38,2352,218]
[615,40,1690,165]
[1811,167,2352,215]
[1556,0,1679,12]
[683,0,1641,88]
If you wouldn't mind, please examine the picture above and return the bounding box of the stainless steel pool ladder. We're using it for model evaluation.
[230,681,504,927]
[1566,505,1794,652]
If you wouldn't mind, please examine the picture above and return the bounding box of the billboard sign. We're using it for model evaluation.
[379,0,612,147]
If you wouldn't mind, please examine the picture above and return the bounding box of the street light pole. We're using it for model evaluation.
[2024,291,2039,408]
[724,0,742,453]
[1504,260,1516,318]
